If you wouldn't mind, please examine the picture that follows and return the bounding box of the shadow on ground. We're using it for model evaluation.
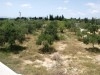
[39,47,57,54]
[85,47,100,54]
[0,45,27,54]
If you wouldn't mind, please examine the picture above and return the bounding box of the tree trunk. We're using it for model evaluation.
[92,31,95,48]
[92,43,95,48]
[9,43,13,49]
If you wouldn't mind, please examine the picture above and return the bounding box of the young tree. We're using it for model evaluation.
[44,21,58,40]
[83,24,99,48]
[58,21,65,33]
[36,21,58,52]
[0,28,5,46]
[0,22,25,47]
[36,33,53,52]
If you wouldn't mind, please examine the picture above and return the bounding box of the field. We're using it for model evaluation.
[1,0,100,75]
[0,29,100,75]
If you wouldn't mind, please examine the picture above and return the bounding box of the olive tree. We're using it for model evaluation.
[36,21,58,52]
[0,21,25,48]
[83,24,99,48]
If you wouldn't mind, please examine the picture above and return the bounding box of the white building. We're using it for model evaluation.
[0,62,21,75]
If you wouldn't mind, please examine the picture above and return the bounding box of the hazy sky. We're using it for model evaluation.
[0,0,100,18]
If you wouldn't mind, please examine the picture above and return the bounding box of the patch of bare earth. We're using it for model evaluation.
[30,34,92,75]
[95,55,100,64]
[54,41,67,51]
[22,60,33,65]
[8,32,100,75]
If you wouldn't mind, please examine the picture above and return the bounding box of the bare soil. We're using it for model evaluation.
[1,32,100,75]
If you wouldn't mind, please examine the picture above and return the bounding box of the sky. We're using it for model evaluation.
[0,0,100,18]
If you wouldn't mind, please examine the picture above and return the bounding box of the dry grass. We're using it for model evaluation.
[0,31,100,75]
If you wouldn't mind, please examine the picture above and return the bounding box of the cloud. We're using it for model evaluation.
[57,0,69,11]
[77,12,85,16]
[57,7,67,10]
[86,3,96,9]
[5,2,13,6]
[64,0,69,3]
[91,10,99,13]
[21,4,32,8]
[73,11,85,16]
[86,2,100,14]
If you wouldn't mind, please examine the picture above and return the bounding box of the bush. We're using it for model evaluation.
[0,21,25,48]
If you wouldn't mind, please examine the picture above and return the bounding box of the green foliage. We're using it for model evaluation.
[25,24,35,34]
[0,21,25,47]
[83,24,99,48]
[42,41,50,52]
[58,34,65,40]
[97,35,100,44]
[33,20,44,30]
[44,21,59,40]
[79,22,90,29]
[36,33,54,52]
[36,21,58,52]
[84,18,89,23]
[88,24,98,33]
[58,21,65,33]
[65,20,78,34]
[65,21,72,29]
[76,29,83,37]
[83,36,89,44]
[36,33,53,45]
[0,28,5,45]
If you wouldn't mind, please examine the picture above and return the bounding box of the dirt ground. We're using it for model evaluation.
[0,31,100,75]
